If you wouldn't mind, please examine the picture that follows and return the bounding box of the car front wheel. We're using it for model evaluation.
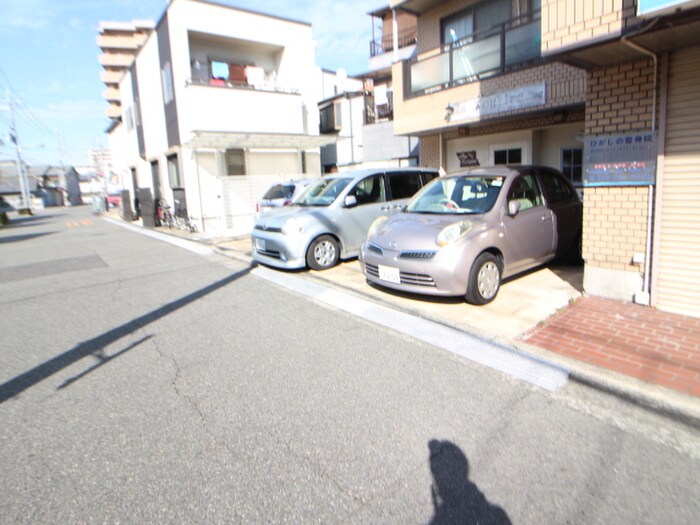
[306,235,339,270]
[465,252,501,305]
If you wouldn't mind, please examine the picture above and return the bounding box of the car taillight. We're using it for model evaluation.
[283,199,292,206]
[255,202,260,212]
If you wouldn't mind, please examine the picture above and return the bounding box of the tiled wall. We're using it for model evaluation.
[541,0,636,53]
[583,58,656,275]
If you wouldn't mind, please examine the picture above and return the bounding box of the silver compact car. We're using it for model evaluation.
[360,166,582,305]
[255,178,316,218]
[252,167,438,270]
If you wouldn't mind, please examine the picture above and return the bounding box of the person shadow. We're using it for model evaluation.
[428,439,512,525]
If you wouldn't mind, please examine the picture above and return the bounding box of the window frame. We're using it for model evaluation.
[167,154,182,189]
[561,147,583,186]
[224,149,246,176]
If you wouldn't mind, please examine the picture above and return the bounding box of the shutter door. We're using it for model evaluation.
[656,46,700,316]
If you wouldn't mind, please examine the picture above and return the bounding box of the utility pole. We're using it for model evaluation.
[5,88,31,214]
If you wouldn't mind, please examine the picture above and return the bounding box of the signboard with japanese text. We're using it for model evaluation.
[638,0,700,16]
[457,151,480,167]
[583,131,658,186]
[446,82,546,123]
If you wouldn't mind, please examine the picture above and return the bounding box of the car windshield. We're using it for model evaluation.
[263,184,295,200]
[406,176,504,214]
[295,177,352,207]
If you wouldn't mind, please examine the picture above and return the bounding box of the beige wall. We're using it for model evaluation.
[541,0,636,54]
[393,61,586,136]
[582,58,657,301]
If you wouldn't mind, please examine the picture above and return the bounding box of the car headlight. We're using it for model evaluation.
[436,220,472,247]
[281,218,304,235]
[367,215,388,238]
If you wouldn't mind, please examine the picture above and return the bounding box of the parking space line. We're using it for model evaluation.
[252,266,570,392]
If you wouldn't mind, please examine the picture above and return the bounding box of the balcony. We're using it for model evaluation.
[408,12,541,96]
[182,79,304,135]
[99,53,135,68]
[370,26,417,58]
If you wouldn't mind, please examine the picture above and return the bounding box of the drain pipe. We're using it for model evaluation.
[621,35,657,305]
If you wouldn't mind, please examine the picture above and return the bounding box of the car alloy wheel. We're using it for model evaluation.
[306,235,339,270]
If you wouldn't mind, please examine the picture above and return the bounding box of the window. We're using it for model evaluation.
[507,174,542,210]
[167,155,182,188]
[388,172,422,200]
[441,0,511,45]
[225,149,246,176]
[494,148,522,165]
[320,102,342,133]
[538,170,573,203]
[561,148,583,185]
[349,175,386,205]
[161,62,174,104]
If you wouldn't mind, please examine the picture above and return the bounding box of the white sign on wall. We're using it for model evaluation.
[446,82,546,123]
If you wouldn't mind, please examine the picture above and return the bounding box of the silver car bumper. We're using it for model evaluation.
[251,229,308,270]
[359,241,471,297]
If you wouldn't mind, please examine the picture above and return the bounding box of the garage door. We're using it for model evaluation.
[656,45,700,317]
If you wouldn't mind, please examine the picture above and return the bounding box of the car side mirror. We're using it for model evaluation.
[344,195,358,208]
[508,200,521,216]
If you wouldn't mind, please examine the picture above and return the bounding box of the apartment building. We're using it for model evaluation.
[541,0,700,317]
[107,0,333,234]
[319,6,421,172]
[389,0,700,317]
[98,20,155,121]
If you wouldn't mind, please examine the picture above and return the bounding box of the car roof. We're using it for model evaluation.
[323,167,438,181]
[445,165,559,179]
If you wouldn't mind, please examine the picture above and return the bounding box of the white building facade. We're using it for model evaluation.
[108,0,333,234]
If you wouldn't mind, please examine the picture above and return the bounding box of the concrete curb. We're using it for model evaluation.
[103,213,700,427]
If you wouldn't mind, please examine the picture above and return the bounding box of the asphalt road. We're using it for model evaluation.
[1,206,698,524]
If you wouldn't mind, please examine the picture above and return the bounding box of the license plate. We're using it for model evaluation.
[378,264,400,284]
[255,238,266,251]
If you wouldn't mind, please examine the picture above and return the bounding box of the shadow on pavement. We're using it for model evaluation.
[428,439,511,525]
[0,232,57,244]
[0,266,252,404]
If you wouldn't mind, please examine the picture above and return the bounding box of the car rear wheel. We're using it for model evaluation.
[306,235,339,270]
[465,253,501,305]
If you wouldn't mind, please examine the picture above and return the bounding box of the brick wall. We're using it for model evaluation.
[393,61,586,136]
[583,58,656,275]
[583,186,650,274]
[541,0,637,53]
[586,59,656,134]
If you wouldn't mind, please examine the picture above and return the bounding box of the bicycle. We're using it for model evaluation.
[156,199,174,228]
[174,207,197,233]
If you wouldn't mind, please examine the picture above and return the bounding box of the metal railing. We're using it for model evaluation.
[408,11,541,96]
[370,26,417,57]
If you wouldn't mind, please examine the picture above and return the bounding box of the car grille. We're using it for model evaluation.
[364,263,435,288]
[255,247,281,259]
[366,243,383,255]
[399,250,436,259]
[254,225,282,233]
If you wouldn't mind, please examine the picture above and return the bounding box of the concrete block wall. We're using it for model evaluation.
[541,0,636,53]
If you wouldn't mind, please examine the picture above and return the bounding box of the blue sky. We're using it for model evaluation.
[0,0,384,168]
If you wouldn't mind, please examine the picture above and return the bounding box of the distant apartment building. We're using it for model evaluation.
[318,6,421,172]
[388,0,700,317]
[106,0,333,234]
[98,20,155,121]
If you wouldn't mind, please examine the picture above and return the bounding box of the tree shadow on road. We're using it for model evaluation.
[0,266,252,404]
[427,439,511,525]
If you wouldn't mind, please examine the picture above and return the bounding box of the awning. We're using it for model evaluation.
[185,131,336,151]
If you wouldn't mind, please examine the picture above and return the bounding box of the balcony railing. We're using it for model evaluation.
[370,26,417,58]
[408,11,541,96]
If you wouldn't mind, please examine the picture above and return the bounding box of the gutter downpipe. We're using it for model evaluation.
[620,35,658,306]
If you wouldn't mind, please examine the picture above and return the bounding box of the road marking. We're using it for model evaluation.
[102,217,214,256]
[252,266,570,392]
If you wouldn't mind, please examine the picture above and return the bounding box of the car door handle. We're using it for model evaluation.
[380,205,391,211]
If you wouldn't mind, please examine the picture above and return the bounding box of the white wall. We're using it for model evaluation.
[446,130,533,173]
